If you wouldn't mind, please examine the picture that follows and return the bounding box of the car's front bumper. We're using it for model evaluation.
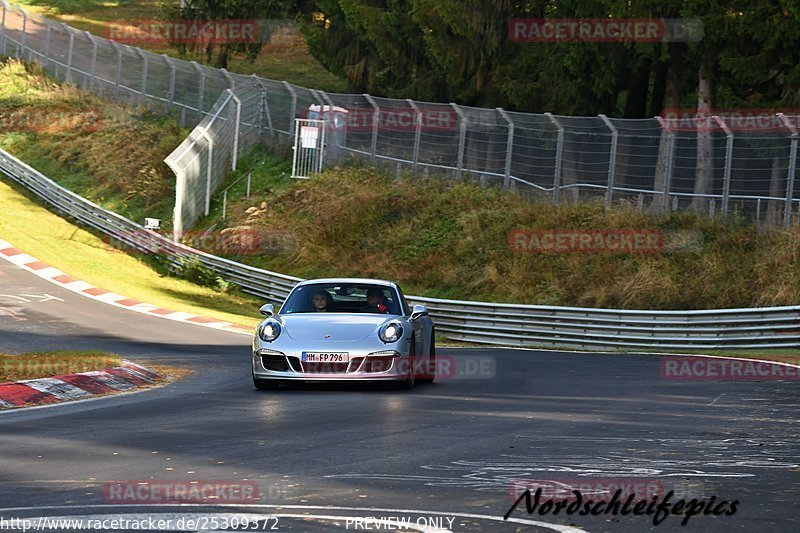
[252,348,411,381]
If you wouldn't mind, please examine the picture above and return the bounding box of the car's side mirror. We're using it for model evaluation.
[410,304,429,321]
[259,304,275,317]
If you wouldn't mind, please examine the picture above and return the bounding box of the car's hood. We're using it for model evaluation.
[279,314,398,342]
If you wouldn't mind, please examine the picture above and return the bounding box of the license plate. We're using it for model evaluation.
[302,352,350,363]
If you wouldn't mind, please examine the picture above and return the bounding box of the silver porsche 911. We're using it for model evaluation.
[252,278,435,390]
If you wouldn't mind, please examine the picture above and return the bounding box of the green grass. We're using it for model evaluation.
[0,175,262,328]
[14,0,347,92]
[0,351,122,381]
[212,162,800,310]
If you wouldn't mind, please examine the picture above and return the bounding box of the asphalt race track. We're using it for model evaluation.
[0,258,798,532]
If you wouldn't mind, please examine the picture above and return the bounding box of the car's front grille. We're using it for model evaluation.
[363,356,394,373]
[287,356,303,372]
[262,354,290,372]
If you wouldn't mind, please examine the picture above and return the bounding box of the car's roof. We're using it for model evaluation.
[297,278,397,288]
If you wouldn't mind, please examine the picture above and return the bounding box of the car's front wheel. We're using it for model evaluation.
[418,330,436,384]
[400,340,416,390]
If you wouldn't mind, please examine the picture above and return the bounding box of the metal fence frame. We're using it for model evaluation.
[3,146,800,350]
[2,1,800,234]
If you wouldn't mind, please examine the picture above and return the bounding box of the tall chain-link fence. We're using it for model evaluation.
[2,0,799,237]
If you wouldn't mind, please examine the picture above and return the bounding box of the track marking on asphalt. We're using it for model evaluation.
[0,505,588,532]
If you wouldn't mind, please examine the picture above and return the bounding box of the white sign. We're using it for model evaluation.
[300,126,320,149]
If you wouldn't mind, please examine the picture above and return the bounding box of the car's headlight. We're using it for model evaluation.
[379,322,403,343]
[258,320,281,342]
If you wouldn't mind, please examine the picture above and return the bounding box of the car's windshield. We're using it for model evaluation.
[280,283,402,315]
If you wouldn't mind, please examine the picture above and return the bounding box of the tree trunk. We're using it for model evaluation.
[651,46,683,214]
[766,156,785,226]
[691,64,714,214]
[624,58,652,119]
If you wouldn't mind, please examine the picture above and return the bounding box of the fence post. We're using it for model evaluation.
[497,108,514,189]
[713,115,733,215]
[44,22,51,71]
[163,55,176,106]
[282,81,297,135]
[135,48,148,102]
[86,31,97,88]
[408,99,423,173]
[64,24,74,84]
[656,116,675,215]
[111,42,122,96]
[255,75,272,132]
[18,7,25,57]
[779,113,798,228]
[198,127,214,216]
[1,1,6,57]
[221,68,234,89]
[452,103,467,178]
[599,114,618,206]
[365,94,380,164]
[545,112,564,203]
[227,89,241,170]
[191,61,205,117]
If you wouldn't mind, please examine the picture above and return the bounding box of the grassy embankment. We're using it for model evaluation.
[0,59,264,327]
[15,0,347,92]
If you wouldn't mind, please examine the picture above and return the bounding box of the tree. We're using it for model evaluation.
[165,0,295,68]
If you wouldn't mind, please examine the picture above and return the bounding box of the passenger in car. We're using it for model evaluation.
[362,287,389,313]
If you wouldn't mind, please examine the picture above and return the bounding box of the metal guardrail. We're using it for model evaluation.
[3,147,800,350]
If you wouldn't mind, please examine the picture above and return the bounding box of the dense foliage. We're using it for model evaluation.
[292,0,800,117]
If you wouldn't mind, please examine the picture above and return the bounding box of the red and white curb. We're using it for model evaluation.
[0,360,160,410]
[0,238,252,336]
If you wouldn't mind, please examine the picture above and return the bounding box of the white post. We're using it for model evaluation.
[136,49,148,101]
[0,1,6,57]
[164,55,176,106]
[497,108,515,189]
[599,114,618,206]
[198,127,214,216]
[779,113,798,228]
[452,103,467,178]
[86,31,98,88]
[546,112,565,203]
[18,7,25,58]
[192,61,205,116]
[365,94,380,164]
[64,24,74,83]
[408,99,423,173]
[282,81,297,135]
[712,115,733,215]
[228,89,241,170]
[656,116,676,215]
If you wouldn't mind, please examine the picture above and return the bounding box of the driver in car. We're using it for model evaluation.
[361,287,389,314]
[312,290,334,312]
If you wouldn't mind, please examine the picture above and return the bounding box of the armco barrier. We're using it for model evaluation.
[3,147,800,350]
